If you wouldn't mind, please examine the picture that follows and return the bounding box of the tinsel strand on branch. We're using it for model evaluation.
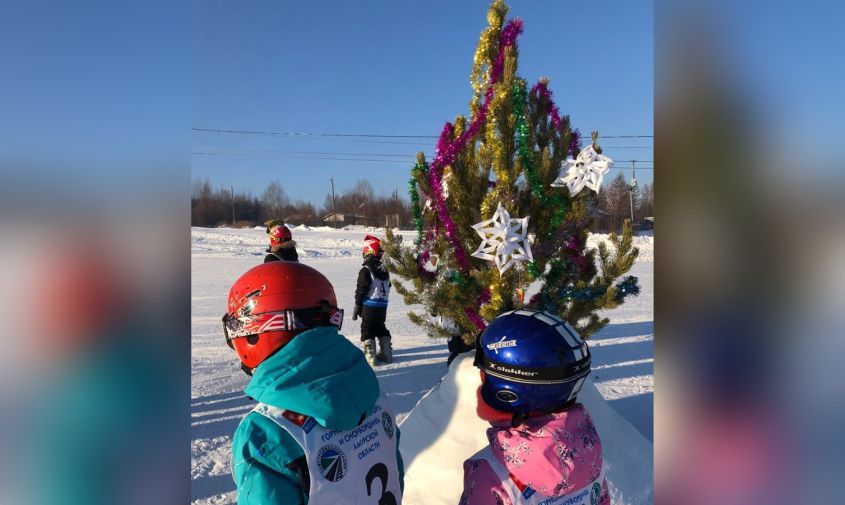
[530,80,561,130]
[465,289,491,330]
[420,17,523,329]
[408,161,427,246]
[512,80,568,229]
[531,276,640,313]
[426,18,524,273]
[529,80,581,157]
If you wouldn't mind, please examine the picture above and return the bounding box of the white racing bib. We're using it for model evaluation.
[471,446,606,505]
[363,267,390,308]
[252,392,402,505]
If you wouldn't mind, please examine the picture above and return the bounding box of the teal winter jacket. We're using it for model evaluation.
[231,326,404,504]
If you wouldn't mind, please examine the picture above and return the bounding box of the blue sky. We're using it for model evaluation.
[193,0,654,206]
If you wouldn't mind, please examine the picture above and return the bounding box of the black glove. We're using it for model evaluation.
[352,304,362,321]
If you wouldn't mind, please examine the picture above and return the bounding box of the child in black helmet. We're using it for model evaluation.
[353,234,392,366]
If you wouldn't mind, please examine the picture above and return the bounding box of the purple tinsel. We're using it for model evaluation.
[490,19,523,86]
[569,129,582,157]
[566,234,587,271]
[429,123,470,270]
[425,18,524,273]
[531,80,561,130]
[417,250,436,279]
[465,289,491,330]
[530,79,582,156]
[466,309,486,331]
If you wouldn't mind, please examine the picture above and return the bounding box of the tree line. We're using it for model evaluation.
[591,173,654,232]
[191,178,411,228]
[191,175,651,231]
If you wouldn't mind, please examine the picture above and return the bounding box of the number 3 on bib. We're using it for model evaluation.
[365,463,397,505]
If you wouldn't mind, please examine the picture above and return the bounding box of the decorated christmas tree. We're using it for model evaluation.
[383,0,639,343]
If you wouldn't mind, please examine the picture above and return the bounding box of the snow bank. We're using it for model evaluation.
[192,226,654,263]
[399,354,653,505]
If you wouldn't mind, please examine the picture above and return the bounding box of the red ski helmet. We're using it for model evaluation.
[222,262,343,370]
[362,234,383,258]
[268,224,293,246]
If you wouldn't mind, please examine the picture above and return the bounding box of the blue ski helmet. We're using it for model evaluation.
[474,309,591,414]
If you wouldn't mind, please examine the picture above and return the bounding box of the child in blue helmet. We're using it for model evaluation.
[459,310,610,505]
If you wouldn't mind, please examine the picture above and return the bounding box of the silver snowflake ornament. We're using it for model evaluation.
[471,202,533,274]
[551,145,613,196]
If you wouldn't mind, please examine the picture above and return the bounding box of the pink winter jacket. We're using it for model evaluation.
[459,403,610,505]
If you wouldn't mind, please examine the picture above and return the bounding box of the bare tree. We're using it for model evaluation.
[637,182,654,218]
[352,180,375,201]
[261,181,289,219]
[602,173,631,230]
[192,178,213,200]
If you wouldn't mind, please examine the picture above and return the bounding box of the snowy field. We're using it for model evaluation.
[191,225,653,504]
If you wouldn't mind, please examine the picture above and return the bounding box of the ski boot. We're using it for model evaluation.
[363,339,378,367]
[376,336,393,364]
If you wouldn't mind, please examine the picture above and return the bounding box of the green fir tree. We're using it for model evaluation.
[383,0,639,343]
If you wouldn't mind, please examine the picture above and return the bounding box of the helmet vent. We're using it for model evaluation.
[246,334,259,345]
[496,390,519,403]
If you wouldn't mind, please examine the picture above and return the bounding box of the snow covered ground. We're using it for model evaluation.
[191,226,653,504]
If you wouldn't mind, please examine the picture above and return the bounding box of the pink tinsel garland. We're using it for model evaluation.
[427,18,524,272]
[423,18,524,330]
[465,289,492,330]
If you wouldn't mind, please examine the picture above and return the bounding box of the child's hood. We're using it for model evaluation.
[487,403,604,497]
[245,325,380,431]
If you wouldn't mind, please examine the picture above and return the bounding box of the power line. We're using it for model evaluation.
[192,150,654,168]
[193,146,651,157]
[192,127,653,140]
[192,127,437,139]
[195,148,420,158]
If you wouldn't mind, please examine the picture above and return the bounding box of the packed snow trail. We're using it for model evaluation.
[191,227,653,504]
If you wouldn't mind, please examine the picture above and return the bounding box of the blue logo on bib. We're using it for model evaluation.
[381,411,394,440]
[316,445,347,482]
[590,482,602,504]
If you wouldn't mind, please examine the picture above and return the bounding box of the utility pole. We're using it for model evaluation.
[329,177,338,228]
[231,185,235,226]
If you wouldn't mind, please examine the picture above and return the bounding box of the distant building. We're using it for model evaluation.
[322,212,371,225]
[284,213,316,226]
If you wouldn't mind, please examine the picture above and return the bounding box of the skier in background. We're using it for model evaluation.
[224,261,404,504]
[263,219,299,262]
[460,310,609,505]
[353,234,392,366]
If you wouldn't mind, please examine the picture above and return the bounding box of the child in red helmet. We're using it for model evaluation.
[353,234,393,366]
[224,261,404,504]
[263,219,299,263]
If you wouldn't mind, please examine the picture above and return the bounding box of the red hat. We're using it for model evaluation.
[223,262,342,369]
[268,224,292,246]
[362,234,383,257]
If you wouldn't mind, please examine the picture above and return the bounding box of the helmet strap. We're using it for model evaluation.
[241,363,254,376]
[511,411,529,428]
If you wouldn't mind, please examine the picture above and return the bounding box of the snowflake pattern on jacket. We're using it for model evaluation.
[459,403,610,505]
